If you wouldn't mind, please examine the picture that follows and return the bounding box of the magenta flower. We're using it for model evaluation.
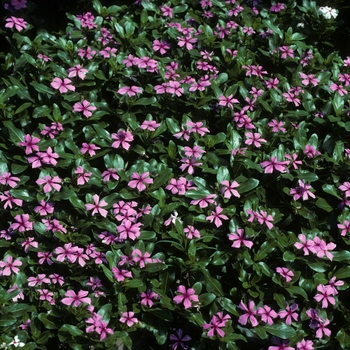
[221,180,240,199]
[206,206,229,227]
[228,228,253,249]
[278,303,298,325]
[304,144,320,158]
[0,191,23,209]
[120,311,138,327]
[128,172,153,191]
[140,119,160,131]
[173,285,199,309]
[276,267,294,282]
[184,225,201,239]
[238,300,259,327]
[36,175,62,193]
[290,180,315,201]
[245,132,267,148]
[111,129,134,150]
[68,64,88,79]
[101,168,120,182]
[153,39,170,55]
[203,312,231,338]
[179,157,202,175]
[73,100,96,118]
[314,284,335,308]
[140,289,159,308]
[258,305,278,325]
[261,157,288,173]
[327,276,344,295]
[85,194,108,217]
[117,220,142,241]
[81,143,100,157]
[55,243,79,263]
[0,256,22,276]
[190,194,216,208]
[5,17,27,31]
[37,147,59,166]
[316,319,331,338]
[218,94,239,109]
[61,290,91,307]
[0,172,20,188]
[117,86,142,97]
[111,266,132,282]
[75,166,92,185]
[10,214,33,232]
[18,134,40,154]
[51,77,75,93]
[257,210,274,229]
[294,234,315,255]
[19,237,38,252]
[34,200,54,216]
[296,339,314,350]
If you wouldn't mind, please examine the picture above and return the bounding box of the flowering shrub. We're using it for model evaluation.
[1,0,350,349]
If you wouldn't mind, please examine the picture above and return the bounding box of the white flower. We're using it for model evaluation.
[8,336,24,348]
[319,6,338,19]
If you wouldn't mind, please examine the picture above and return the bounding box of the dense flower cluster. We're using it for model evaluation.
[1,0,350,349]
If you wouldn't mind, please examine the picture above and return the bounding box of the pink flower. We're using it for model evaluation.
[261,157,288,173]
[36,175,62,193]
[0,172,20,188]
[81,142,100,157]
[51,77,75,93]
[38,289,55,304]
[238,300,259,327]
[68,65,88,79]
[228,228,253,249]
[18,134,40,154]
[190,194,216,208]
[10,214,33,232]
[220,180,240,199]
[203,312,230,338]
[184,225,201,239]
[85,194,108,217]
[257,210,274,229]
[112,267,132,282]
[278,303,298,325]
[294,234,315,255]
[173,285,199,309]
[218,94,239,109]
[152,39,170,55]
[0,191,23,209]
[285,153,302,169]
[304,144,320,158]
[19,237,38,252]
[339,181,350,197]
[62,290,91,307]
[73,100,96,118]
[37,147,59,166]
[5,16,27,31]
[128,172,153,192]
[206,206,229,227]
[28,274,50,287]
[34,200,54,216]
[111,129,134,150]
[270,2,285,12]
[117,86,142,97]
[314,284,335,308]
[296,339,314,350]
[160,4,173,17]
[300,73,319,86]
[0,256,22,276]
[117,220,142,241]
[78,47,96,60]
[140,289,159,307]
[279,46,294,59]
[102,168,120,182]
[177,35,197,50]
[276,267,294,282]
[268,119,286,133]
[75,166,92,185]
[140,119,160,131]
[258,305,278,325]
[179,157,202,174]
[330,83,348,96]
[290,180,315,201]
[120,311,138,327]
[316,319,331,338]
[245,132,267,148]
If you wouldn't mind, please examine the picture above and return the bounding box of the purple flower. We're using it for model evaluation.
[169,329,191,350]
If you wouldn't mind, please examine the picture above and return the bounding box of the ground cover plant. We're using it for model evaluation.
[1,0,350,349]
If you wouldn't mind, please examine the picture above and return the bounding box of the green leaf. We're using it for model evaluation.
[149,168,172,190]
[262,323,296,339]
[97,304,112,323]
[297,171,318,182]
[198,293,216,307]
[0,315,16,326]
[316,197,333,212]
[203,271,224,296]
[38,313,59,329]
[285,286,308,300]
[3,120,25,144]
[336,329,350,349]
[102,265,114,283]
[14,102,32,115]
[218,297,239,316]
[238,178,259,193]
[335,266,350,279]
[124,279,144,288]
[30,81,54,95]
[254,240,277,261]
[59,324,83,337]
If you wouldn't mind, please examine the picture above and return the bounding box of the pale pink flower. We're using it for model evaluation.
[314,284,335,308]
[81,142,100,157]
[294,234,315,255]
[51,77,75,93]
[120,311,138,327]
[173,285,199,309]
[228,228,253,249]
[36,175,62,193]
[18,134,40,154]
[117,86,142,97]
[245,132,267,148]
[276,267,294,282]
[37,147,59,166]
[128,172,153,192]
[111,129,134,150]
[68,65,88,80]
[238,300,259,326]
[221,180,240,199]
[206,206,229,227]
[296,339,314,350]
[0,255,22,276]
[73,100,96,118]
[62,290,91,307]
[85,194,108,217]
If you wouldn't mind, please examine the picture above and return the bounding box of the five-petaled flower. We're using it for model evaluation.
[5,16,27,31]
[51,77,75,93]
[85,194,108,217]
[238,300,259,327]
[128,172,153,192]
[62,290,91,307]
[0,255,22,276]
[173,285,199,309]
[120,311,138,327]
